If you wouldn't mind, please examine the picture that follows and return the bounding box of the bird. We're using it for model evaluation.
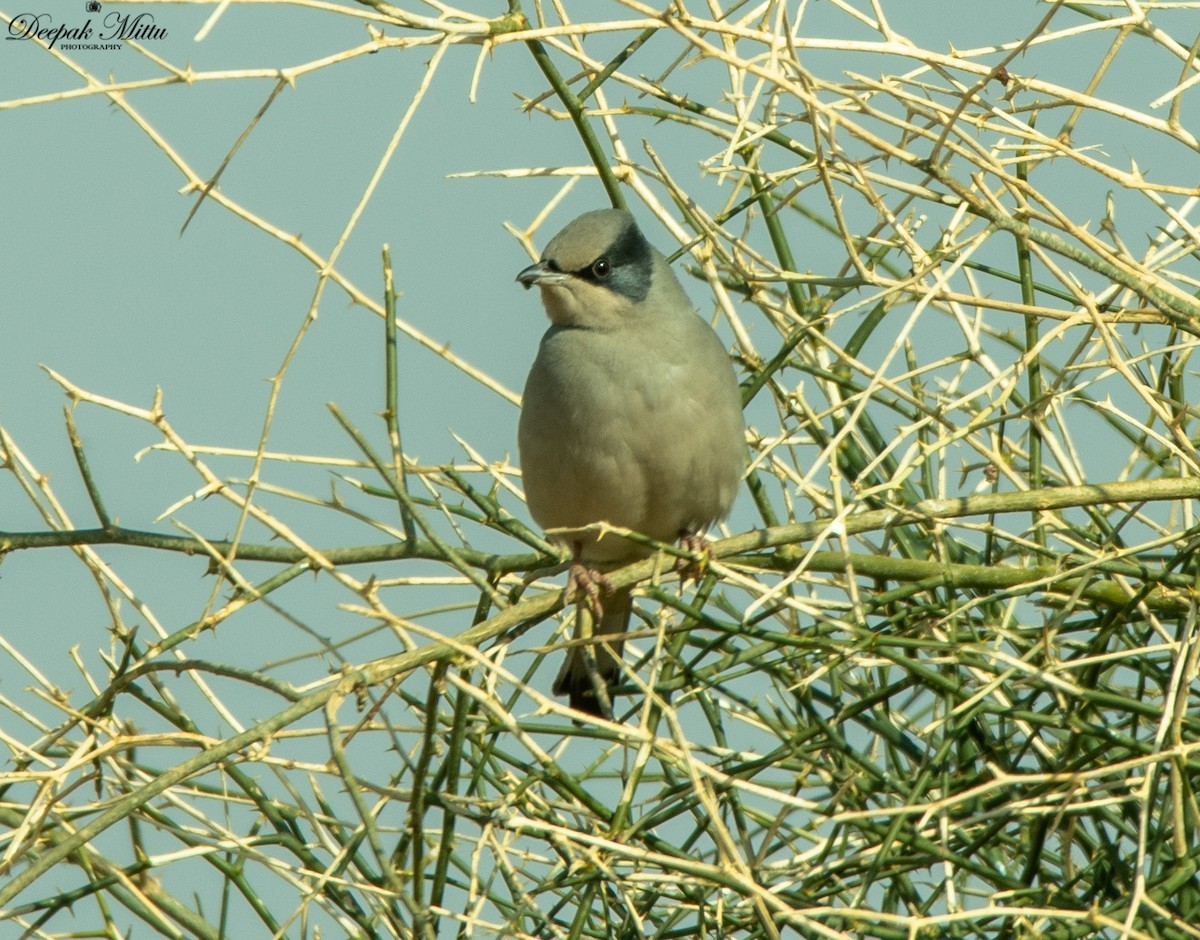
[515,208,745,717]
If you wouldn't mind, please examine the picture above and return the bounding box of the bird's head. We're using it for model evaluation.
[517,209,655,328]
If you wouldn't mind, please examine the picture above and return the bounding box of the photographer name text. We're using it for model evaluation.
[7,12,167,49]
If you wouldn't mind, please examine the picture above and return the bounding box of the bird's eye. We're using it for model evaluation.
[591,258,612,279]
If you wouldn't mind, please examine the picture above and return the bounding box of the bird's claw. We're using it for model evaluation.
[675,532,712,585]
[567,562,614,620]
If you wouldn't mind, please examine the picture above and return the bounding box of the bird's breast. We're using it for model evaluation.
[518,324,742,558]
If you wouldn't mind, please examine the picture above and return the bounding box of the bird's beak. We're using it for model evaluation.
[517,261,568,290]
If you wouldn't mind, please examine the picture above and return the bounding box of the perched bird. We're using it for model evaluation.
[516,208,744,716]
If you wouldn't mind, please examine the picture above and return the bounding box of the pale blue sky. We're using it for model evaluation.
[4,0,1194,723]
[3,0,1195,775]
[3,1,1199,932]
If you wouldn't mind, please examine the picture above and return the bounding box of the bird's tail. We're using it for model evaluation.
[553,587,631,717]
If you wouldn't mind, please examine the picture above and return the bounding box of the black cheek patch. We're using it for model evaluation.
[607,262,652,303]
[577,220,653,303]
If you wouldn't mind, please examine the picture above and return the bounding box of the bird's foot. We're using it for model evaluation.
[675,531,713,585]
[566,562,614,620]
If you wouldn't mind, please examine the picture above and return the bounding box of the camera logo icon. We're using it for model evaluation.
[85,1,101,11]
